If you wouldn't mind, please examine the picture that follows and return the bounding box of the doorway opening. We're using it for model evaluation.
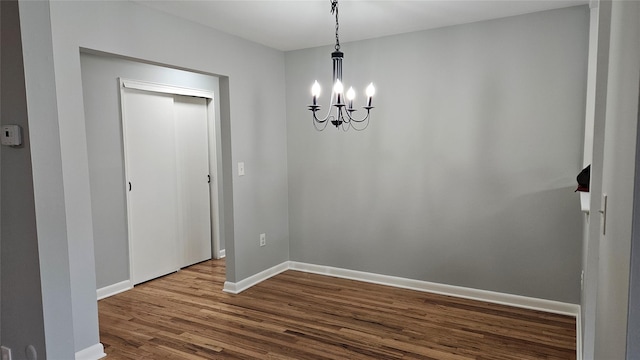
[79,51,232,298]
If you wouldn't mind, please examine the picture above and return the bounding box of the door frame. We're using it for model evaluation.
[627,75,640,359]
[119,78,222,284]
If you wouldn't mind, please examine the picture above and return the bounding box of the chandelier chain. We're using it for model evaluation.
[331,0,340,51]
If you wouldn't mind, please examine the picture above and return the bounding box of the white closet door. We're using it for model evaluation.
[122,89,179,285]
[174,96,212,267]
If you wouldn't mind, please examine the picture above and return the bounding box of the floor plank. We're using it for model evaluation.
[99,259,576,359]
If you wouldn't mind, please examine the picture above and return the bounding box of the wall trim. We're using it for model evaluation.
[218,249,226,259]
[228,261,579,317]
[576,311,583,360]
[97,280,132,300]
[120,78,214,99]
[223,261,289,294]
[289,261,579,316]
[75,343,106,360]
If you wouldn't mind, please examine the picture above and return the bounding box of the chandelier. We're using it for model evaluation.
[308,0,376,131]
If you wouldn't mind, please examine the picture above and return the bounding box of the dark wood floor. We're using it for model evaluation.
[99,259,576,359]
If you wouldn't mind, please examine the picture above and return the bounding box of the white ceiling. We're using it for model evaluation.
[134,0,589,51]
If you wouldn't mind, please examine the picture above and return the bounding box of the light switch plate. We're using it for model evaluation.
[238,162,245,176]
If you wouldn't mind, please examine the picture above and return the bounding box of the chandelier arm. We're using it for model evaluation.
[349,118,370,131]
[310,109,330,123]
[309,91,339,123]
[339,111,370,131]
[313,114,330,131]
[340,118,352,131]
[343,107,374,123]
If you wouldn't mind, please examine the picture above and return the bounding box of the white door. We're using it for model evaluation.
[122,86,213,285]
[175,96,212,267]
[122,89,180,284]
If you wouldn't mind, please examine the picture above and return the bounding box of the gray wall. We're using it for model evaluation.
[80,52,223,289]
[0,0,47,357]
[11,0,77,358]
[286,6,588,303]
[19,0,290,353]
[627,81,640,358]
[592,0,640,358]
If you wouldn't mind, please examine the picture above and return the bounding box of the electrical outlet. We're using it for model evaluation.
[26,345,37,360]
[581,270,585,290]
[260,233,266,247]
[2,346,12,360]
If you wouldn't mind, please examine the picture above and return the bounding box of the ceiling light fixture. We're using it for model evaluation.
[308,0,375,131]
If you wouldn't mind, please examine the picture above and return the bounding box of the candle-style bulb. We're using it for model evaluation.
[311,80,321,105]
[366,83,375,107]
[346,87,355,109]
[366,83,375,97]
[334,79,344,104]
[346,87,356,101]
[311,81,321,97]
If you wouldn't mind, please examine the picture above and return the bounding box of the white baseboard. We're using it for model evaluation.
[223,261,289,294]
[218,249,226,258]
[97,280,132,300]
[223,260,579,317]
[576,310,583,360]
[75,343,106,360]
[289,261,579,316]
